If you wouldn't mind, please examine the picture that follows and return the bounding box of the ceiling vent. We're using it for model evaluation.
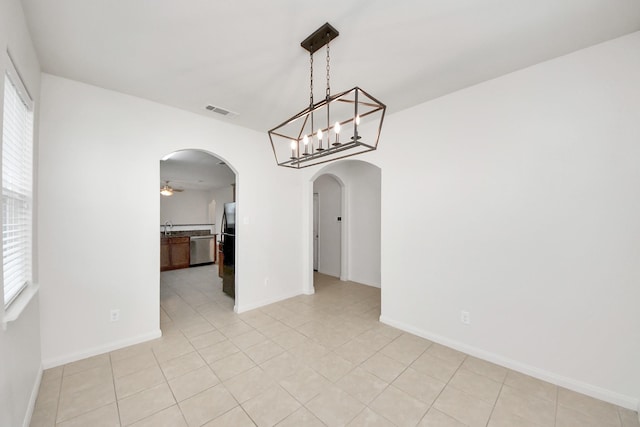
[205,104,237,117]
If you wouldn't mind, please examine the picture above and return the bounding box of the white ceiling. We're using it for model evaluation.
[160,150,235,191]
[21,0,640,136]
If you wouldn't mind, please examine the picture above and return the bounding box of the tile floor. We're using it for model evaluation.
[30,265,639,427]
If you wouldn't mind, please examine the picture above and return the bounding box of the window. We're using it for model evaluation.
[2,59,34,308]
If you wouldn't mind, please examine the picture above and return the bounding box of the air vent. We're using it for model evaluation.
[205,104,237,117]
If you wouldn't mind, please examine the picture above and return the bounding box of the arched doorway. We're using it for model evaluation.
[306,160,382,293]
[159,149,239,314]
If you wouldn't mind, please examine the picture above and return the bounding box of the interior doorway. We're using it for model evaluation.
[159,149,238,306]
[313,174,343,279]
[308,160,381,293]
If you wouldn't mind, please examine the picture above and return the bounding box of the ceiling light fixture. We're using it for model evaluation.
[268,23,386,169]
[160,185,173,196]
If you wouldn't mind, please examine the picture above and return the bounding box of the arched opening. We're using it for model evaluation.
[313,173,345,281]
[159,149,239,325]
[307,160,382,295]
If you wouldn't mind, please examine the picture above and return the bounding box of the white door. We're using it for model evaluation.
[313,193,319,271]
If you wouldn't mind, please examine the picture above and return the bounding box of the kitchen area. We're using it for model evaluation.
[160,150,236,299]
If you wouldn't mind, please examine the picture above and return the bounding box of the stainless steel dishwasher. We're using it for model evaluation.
[189,235,215,266]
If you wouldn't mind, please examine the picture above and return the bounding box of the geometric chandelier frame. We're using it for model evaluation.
[268,23,386,169]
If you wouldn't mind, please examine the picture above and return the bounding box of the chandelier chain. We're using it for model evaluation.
[326,36,331,99]
[309,51,314,107]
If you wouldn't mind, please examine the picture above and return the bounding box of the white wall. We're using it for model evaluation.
[0,0,43,426]
[313,161,382,287]
[160,189,214,225]
[37,74,305,367]
[372,33,640,409]
[313,175,342,278]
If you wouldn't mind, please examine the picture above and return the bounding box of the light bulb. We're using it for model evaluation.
[334,122,341,134]
[303,135,309,145]
[355,115,361,125]
[317,129,323,140]
[290,140,296,150]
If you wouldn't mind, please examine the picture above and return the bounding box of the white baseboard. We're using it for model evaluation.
[379,315,639,411]
[41,329,162,369]
[23,364,43,427]
[235,290,302,313]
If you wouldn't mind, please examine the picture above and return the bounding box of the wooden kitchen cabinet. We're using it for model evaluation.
[160,238,170,270]
[161,236,190,271]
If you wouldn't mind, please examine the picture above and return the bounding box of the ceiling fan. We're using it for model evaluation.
[160,180,184,196]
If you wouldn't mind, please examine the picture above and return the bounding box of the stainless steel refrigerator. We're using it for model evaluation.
[221,202,235,298]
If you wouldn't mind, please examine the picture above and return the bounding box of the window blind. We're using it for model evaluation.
[2,63,34,308]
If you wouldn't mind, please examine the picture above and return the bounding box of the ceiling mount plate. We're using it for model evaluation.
[301,22,339,54]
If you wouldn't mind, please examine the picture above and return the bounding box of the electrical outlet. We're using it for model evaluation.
[460,310,470,325]
[110,309,120,322]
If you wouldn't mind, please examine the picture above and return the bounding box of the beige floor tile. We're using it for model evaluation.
[369,385,429,426]
[433,385,494,427]
[278,365,330,403]
[217,320,254,338]
[347,407,394,426]
[129,405,188,427]
[158,351,206,380]
[287,340,330,362]
[426,343,467,364]
[619,408,640,427]
[392,367,446,405]
[244,340,286,364]
[260,352,304,380]
[380,333,431,365]
[111,351,158,379]
[29,404,58,427]
[153,339,195,363]
[255,321,291,338]
[336,367,388,404]
[307,352,355,382]
[418,408,467,427]
[232,330,269,350]
[55,402,119,427]
[306,385,365,426]
[556,404,619,427]
[461,356,508,383]
[360,353,406,383]
[334,339,379,364]
[57,382,116,423]
[224,366,276,403]
[504,371,557,403]
[115,364,166,399]
[117,382,176,426]
[168,365,220,402]
[35,376,62,410]
[276,407,325,427]
[209,351,256,381]
[203,406,256,427]
[180,320,216,339]
[448,367,502,404]
[179,384,238,427]
[60,365,113,397]
[410,352,462,383]
[492,384,555,427]
[557,387,620,426]
[41,366,64,383]
[488,405,545,427]
[63,354,111,376]
[109,341,155,363]
[197,339,241,364]
[241,386,301,427]
[188,330,226,350]
[271,329,308,349]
